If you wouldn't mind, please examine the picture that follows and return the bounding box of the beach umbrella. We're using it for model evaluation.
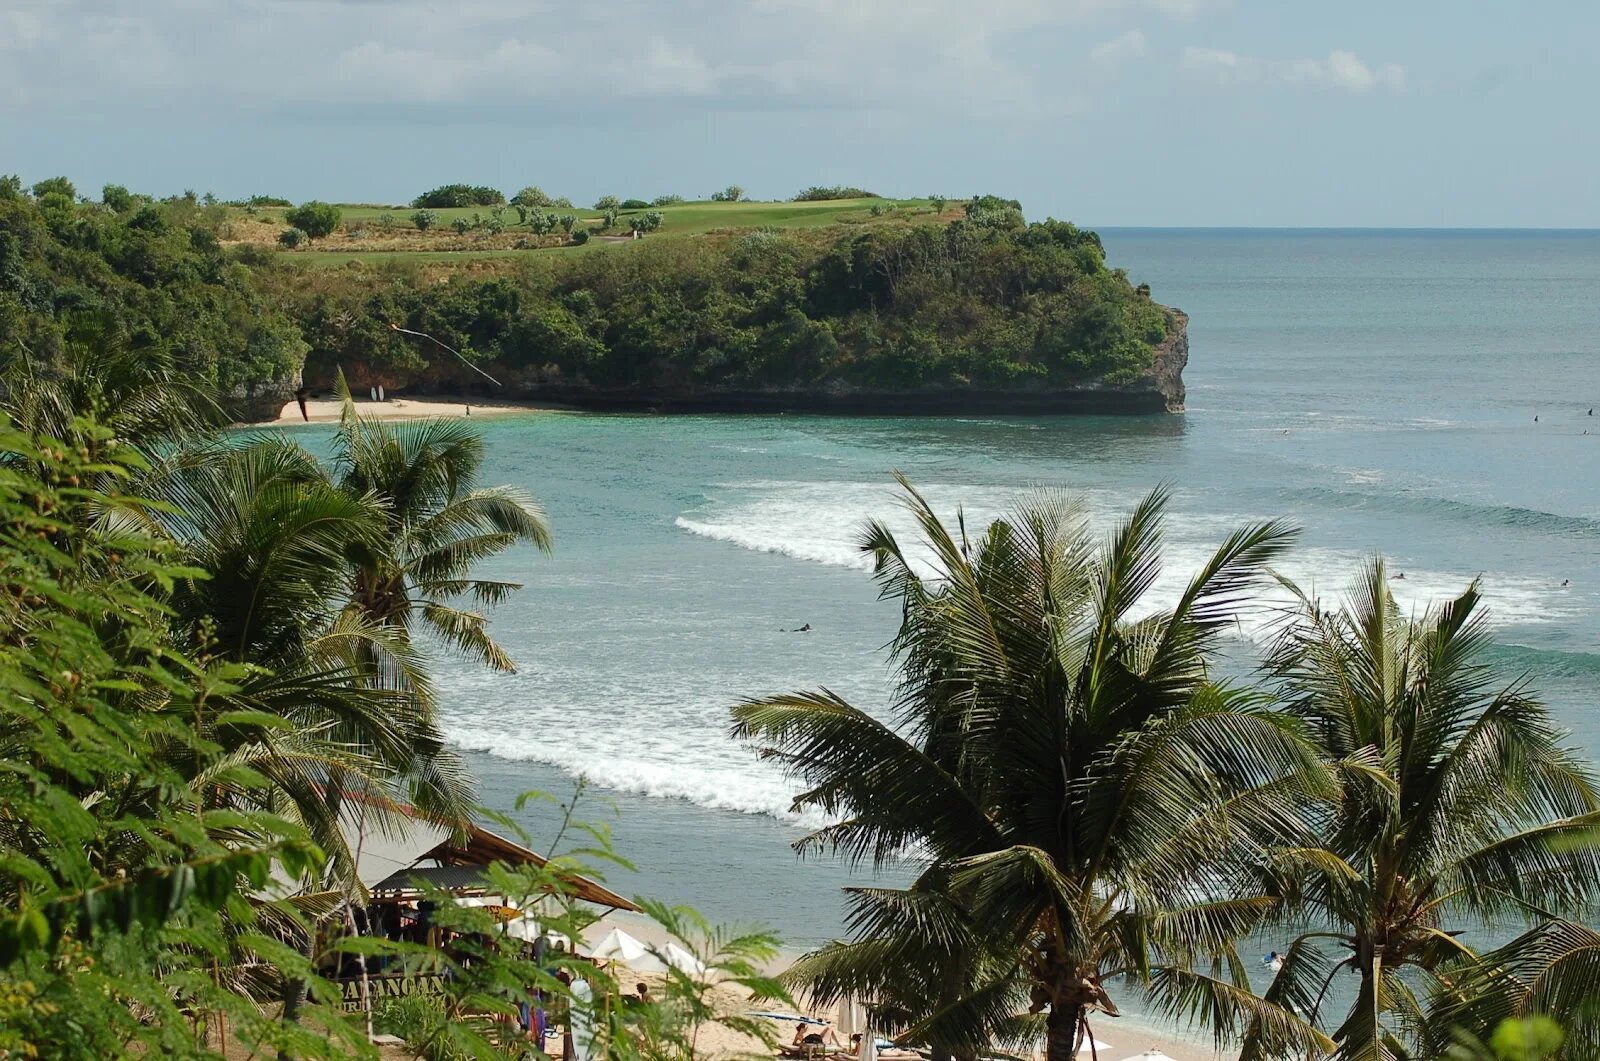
[589,927,664,972]
[1072,1039,1114,1057]
[1118,1051,1178,1061]
[834,996,864,1039]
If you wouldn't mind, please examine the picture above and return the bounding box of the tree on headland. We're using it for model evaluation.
[711,185,745,202]
[594,194,621,210]
[412,183,504,208]
[30,176,75,201]
[736,477,1332,1061]
[1237,561,1600,1061]
[512,185,556,207]
[285,201,342,240]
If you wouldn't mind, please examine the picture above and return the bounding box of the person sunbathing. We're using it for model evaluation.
[792,1024,840,1048]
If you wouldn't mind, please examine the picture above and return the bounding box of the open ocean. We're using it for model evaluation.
[290,228,1600,972]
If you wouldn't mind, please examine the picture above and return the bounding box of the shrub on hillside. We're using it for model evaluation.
[710,185,745,202]
[963,194,1025,230]
[511,186,556,207]
[284,200,342,240]
[651,194,685,206]
[412,184,505,208]
[793,185,879,201]
[248,194,293,207]
[277,227,306,248]
[593,195,621,210]
[411,209,438,231]
[570,228,591,245]
[621,198,649,210]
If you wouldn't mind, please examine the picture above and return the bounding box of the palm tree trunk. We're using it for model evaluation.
[1045,1002,1081,1061]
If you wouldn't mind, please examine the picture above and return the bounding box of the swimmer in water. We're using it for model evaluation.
[1395,572,1406,580]
[1561,579,1570,588]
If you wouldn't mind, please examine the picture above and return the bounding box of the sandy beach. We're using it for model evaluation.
[273,395,553,424]
[579,911,1236,1061]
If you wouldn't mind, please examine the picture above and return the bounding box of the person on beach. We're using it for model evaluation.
[794,1023,840,1047]
[636,982,651,1004]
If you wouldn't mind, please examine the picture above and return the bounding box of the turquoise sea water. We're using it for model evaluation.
[290,229,1600,966]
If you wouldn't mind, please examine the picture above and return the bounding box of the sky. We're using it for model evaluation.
[1,0,1595,227]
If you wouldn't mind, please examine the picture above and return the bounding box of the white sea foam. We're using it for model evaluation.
[675,479,1569,634]
[440,477,1571,832]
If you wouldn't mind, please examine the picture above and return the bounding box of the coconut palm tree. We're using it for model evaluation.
[1240,561,1600,1061]
[149,436,474,851]
[329,380,551,672]
[0,344,222,458]
[734,476,1334,1061]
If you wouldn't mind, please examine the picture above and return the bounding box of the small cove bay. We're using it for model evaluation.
[293,228,1600,994]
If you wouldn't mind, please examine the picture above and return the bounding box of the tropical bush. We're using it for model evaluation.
[413,184,505,208]
[621,198,650,209]
[511,185,556,207]
[278,226,306,247]
[412,208,438,230]
[793,185,879,200]
[594,195,621,210]
[710,185,745,202]
[651,194,685,206]
[285,200,342,240]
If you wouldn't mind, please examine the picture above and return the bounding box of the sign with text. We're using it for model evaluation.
[339,972,447,1011]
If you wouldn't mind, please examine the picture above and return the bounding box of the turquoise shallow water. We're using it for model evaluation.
[285,230,1600,965]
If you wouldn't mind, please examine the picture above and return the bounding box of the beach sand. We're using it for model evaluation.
[579,911,1238,1061]
[272,395,553,424]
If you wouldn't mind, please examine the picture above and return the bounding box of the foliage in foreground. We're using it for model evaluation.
[0,387,782,1058]
[0,418,364,1058]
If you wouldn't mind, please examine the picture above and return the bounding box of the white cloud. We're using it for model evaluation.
[1181,45,1240,75]
[1091,29,1147,66]
[0,0,1218,119]
[1183,45,1406,93]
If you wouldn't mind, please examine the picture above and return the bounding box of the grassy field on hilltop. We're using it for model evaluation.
[229,196,948,265]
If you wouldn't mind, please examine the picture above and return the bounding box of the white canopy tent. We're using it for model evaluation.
[587,927,707,975]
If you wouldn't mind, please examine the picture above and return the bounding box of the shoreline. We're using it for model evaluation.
[270,395,557,424]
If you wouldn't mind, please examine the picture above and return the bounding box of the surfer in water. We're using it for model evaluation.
[783,623,812,633]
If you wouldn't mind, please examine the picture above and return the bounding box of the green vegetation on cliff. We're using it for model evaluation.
[2,178,1173,417]
[0,177,305,408]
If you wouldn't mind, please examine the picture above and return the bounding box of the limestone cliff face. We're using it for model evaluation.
[1139,308,1188,413]
[223,366,301,423]
[292,308,1189,418]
